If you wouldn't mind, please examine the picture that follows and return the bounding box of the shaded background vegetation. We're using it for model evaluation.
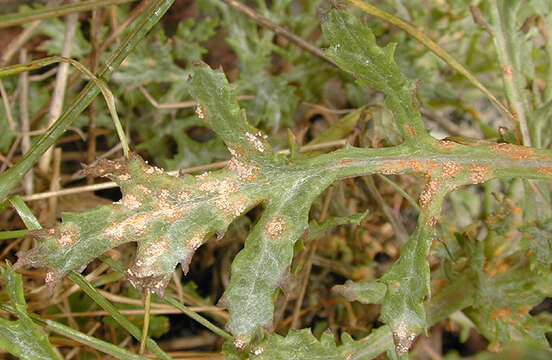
[0,0,551,359]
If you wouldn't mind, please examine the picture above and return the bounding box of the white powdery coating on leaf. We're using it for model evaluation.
[245,131,266,153]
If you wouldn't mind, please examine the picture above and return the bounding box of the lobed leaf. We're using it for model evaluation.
[0,264,61,360]
[223,326,396,360]
[322,10,429,143]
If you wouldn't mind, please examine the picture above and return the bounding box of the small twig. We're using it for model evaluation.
[0,0,136,29]
[362,176,409,245]
[100,0,153,54]
[302,101,355,114]
[29,66,58,81]
[48,148,62,226]
[87,8,102,184]
[0,79,15,131]
[221,0,339,68]
[172,270,185,304]
[44,307,225,319]
[21,140,348,201]
[139,86,254,109]
[39,10,79,174]
[18,49,33,195]
[290,186,334,329]
[139,291,152,355]
[0,136,20,173]
[0,21,42,66]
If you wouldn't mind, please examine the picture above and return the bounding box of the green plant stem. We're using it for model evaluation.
[0,0,175,202]
[346,0,515,127]
[139,291,152,355]
[39,316,149,360]
[9,195,41,230]
[487,1,531,146]
[0,304,147,360]
[68,271,172,360]
[163,297,233,342]
[0,0,138,29]
[0,56,129,158]
[0,229,28,240]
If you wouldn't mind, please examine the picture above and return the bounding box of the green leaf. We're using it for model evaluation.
[30,9,91,58]
[223,326,395,360]
[521,218,552,274]
[15,153,264,297]
[322,10,429,143]
[0,263,61,360]
[332,280,386,304]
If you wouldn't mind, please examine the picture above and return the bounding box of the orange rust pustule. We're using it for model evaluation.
[468,163,492,184]
[537,167,552,175]
[441,161,462,178]
[408,160,440,176]
[265,216,287,238]
[426,216,438,227]
[406,124,416,137]
[490,143,534,161]
[334,159,356,166]
[431,277,448,296]
[435,139,457,151]
[503,65,513,82]
[419,178,443,208]
[379,160,408,175]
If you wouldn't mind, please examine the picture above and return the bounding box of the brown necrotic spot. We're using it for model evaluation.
[265,216,286,238]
